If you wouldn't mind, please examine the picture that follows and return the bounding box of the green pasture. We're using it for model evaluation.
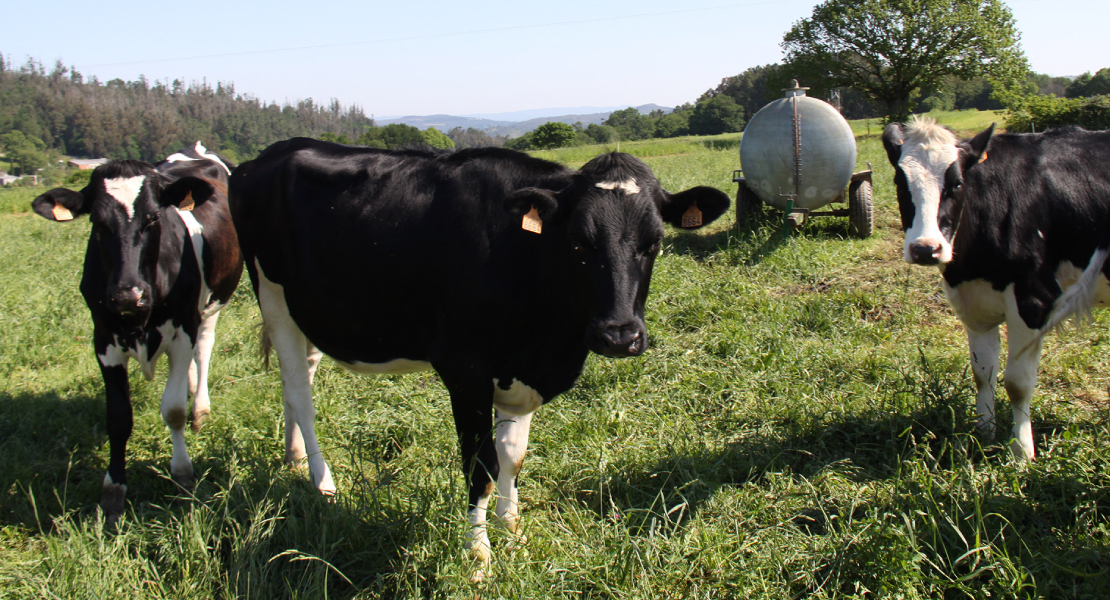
[2,110,1109,598]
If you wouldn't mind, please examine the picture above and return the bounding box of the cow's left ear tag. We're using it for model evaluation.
[978,151,988,164]
[52,202,74,221]
[522,205,542,234]
[681,201,703,228]
[179,192,195,211]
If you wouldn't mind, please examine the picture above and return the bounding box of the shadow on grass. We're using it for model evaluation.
[0,386,432,598]
[0,388,105,526]
[665,206,860,265]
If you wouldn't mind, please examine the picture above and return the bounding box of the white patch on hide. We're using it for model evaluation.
[492,378,543,416]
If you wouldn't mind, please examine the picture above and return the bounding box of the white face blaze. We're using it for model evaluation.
[103,175,147,220]
[595,179,640,195]
[898,121,959,264]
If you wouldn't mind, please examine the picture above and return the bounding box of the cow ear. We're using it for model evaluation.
[504,187,562,222]
[661,186,730,229]
[160,176,215,211]
[882,123,905,167]
[964,123,995,166]
[31,188,89,222]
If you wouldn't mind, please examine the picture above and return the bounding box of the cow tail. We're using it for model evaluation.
[259,324,273,371]
[1016,239,1109,358]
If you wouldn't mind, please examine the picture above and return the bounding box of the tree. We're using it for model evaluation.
[581,123,618,144]
[0,130,49,175]
[504,132,535,151]
[705,64,787,122]
[653,111,690,138]
[781,0,1027,123]
[687,95,745,135]
[603,107,654,141]
[531,122,578,150]
[1066,68,1110,99]
[421,126,455,150]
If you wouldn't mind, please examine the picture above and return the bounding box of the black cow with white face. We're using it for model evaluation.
[32,142,243,521]
[883,118,1110,460]
[229,138,729,576]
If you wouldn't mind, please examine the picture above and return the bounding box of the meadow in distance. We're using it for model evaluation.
[2,109,1110,598]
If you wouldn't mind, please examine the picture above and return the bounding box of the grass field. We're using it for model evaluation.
[2,110,1109,599]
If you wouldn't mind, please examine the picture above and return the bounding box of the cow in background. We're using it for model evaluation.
[229,138,730,577]
[883,118,1110,460]
[31,142,243,521]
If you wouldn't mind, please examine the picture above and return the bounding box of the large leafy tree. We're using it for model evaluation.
[531,122,578,150]
[781,0,1027,122]
[687,95,745,135]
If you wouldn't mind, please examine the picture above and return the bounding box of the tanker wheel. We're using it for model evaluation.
[735,183,762,232]
[848,179,873,238]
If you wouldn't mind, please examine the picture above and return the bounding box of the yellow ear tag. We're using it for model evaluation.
[978,151,988,164]
[179,191,195,211]
[522,206,542,234]
[52,202,74,221]
[681,202,703,228]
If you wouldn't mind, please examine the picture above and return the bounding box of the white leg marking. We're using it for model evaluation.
[163,328,196,484]
[256,260,334,494]
[190,311,220,430]
[494,409,533,534]
[467,483,494,581]
[967,327,1001,438]
[1004,316,1042,461]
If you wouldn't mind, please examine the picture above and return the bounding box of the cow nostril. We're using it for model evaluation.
[910,243,941,264]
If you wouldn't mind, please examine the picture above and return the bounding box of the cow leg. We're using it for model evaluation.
[307,340,323,385]
[163,330,197,488]
[190,311,220,431]
[967,326,1001,439]
[283,339,321,466]
[256,264,335,494]
[494,409,533,539]
[442,373,498,578]
[97,338,131,524]
[1004,319,1043,461]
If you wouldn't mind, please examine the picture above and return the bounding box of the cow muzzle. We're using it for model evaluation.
[592,322,647,358]
[907,239,945,265]
[110,286,151,316]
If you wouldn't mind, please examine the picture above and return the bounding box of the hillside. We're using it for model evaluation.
[381,103,673,137]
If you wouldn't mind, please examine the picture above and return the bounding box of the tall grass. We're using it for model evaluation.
[2,111,1109,598]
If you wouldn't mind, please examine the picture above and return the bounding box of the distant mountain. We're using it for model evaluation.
[462,106,625,121]
[376,114,515,131]
[379,104,672,137]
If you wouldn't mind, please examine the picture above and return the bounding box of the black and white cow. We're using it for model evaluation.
[32,142,243,520]
[883,117,1110,460]
[228,138,729,573]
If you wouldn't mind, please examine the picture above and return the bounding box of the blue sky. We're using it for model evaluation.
[5,0,1107,118]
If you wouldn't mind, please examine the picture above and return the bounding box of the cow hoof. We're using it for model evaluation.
[172,471,195,491]
[191,409,210,432]
[470,567,488,584]
[1009,439,1035,463]
[284,450,308,466]
[100,481,127,525]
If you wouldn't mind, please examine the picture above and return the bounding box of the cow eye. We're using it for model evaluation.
[641,239,662,257]
[143,213,160,230]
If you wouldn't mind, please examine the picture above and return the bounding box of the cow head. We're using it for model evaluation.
[504,152,729,357]
[32,160,216,326]
[883,117,993,265]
